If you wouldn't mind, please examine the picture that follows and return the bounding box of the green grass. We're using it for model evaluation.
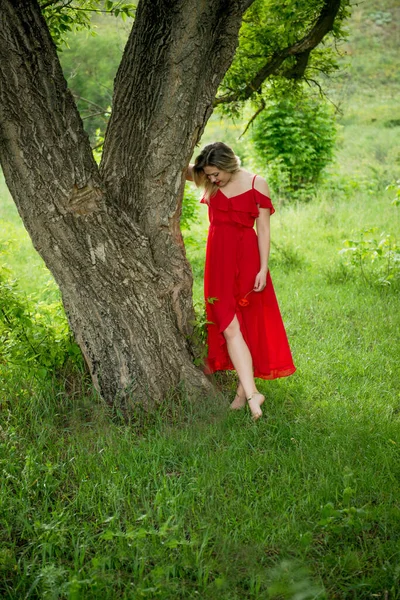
[1,0,400,597]
[0,176,57,299]
[1,343,400,598]
[1,173,400,597]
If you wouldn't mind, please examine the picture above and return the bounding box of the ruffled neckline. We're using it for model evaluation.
[217,188,255,200]
[209,187,260,217]
[201,186,274,216]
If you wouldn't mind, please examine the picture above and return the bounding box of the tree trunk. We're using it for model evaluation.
[0,0,253,407]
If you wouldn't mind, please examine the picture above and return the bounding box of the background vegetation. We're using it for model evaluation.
[1,0,399,597]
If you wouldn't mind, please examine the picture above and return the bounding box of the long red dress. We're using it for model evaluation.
[201,175,296,379]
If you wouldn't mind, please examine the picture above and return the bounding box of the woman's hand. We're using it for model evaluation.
[253,269,267,292]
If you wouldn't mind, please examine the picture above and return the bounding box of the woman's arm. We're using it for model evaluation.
[254,208,271,291]
[253,176,272,291]
[186,164,194,181]
[253,175,271,291]
[256,209,271,273]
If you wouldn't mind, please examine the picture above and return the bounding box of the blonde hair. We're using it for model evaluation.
[193,142,241,201]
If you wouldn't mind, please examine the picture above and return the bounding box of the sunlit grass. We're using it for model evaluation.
[0,177,57,298]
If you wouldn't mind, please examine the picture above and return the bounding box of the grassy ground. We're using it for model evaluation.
[1,0,400,598]
[1,172,399,600]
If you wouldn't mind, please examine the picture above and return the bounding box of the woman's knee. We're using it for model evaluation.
[223,316,240,340]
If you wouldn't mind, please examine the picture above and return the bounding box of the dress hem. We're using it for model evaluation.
[204,362,296,380]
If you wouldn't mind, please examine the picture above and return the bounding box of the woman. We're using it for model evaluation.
[187,142,295,419]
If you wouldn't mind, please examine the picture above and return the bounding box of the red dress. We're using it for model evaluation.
[201,176,296,379]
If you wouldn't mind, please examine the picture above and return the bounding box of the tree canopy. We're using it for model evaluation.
[41,0,350,125]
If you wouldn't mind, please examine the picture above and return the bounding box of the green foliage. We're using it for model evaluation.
[386,180,400,206]
[0,268,83,380]
[368,10,393,25]
[58,25,122,140]
[181,183,200,231]
[266,560,326,599]
[92,127,105,164]
[270,239,306,271]
[317,469,368,538]
[339,228,400,288]
[218,0,351,113]
[50,0,351,145]
[40,0,136,50]
[250,90,337,199]
[190,301,211,368]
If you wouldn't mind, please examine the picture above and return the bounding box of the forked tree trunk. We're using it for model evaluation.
[0,0,253,406]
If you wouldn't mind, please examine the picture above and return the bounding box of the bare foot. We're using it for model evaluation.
[247,393,265,420]
[230,392,247,410]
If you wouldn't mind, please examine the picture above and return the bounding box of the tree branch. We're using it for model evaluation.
[82,111,110,120]
[39,0,64,9]
[240,0,257,10]
[91,140,104,151]
[305,76,342,114]
[283,49,312,79]
[40,0,135,15]
[215,0,341,105]
[73,93,111,114]
[239,98,265,138]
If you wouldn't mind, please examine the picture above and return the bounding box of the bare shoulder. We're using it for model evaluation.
[253,175,271,197]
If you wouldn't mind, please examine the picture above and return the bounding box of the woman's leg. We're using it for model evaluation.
[230,380,246,409]
[223,315,264,418]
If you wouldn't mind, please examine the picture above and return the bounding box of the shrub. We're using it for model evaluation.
[339,229,400,289]
[181,183,200,231]
[386,180,400,206]
[250,93,336,199]
[0,269,83,380]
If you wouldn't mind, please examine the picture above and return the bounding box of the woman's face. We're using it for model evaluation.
[203,165,232,188]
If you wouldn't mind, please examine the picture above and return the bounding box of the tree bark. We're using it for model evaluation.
[0,0,253,407]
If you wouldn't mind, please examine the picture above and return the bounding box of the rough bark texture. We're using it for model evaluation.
[0,0,253,407]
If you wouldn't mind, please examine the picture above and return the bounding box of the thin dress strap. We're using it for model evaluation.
[252,174,257,189]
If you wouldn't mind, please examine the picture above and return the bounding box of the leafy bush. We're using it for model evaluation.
[386,180,400,206]
[0,269,83,380]
[42,0,135,50]
[190,301,210,368]
[250,93,336,199]
[181,183,200,231]
[368,11,392,26]
[92,127,106,164]
[339,229,400,289]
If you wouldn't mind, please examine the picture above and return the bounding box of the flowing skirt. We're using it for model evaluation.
[203,222,296,379]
